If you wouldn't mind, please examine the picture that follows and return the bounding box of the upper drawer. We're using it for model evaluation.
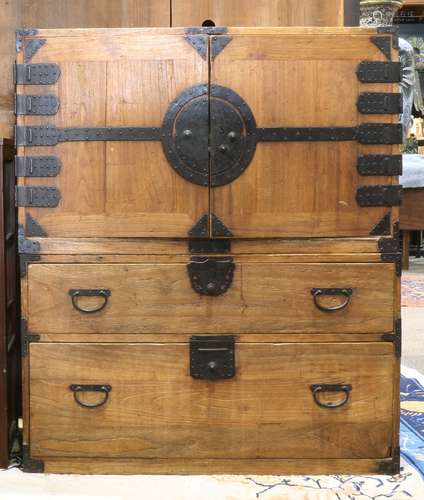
[27,261,395,334]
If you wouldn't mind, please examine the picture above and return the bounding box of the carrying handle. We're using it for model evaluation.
[311,288,352,312]
[69,384,112,409]
[68,288,111,313]
[310,384,352,409]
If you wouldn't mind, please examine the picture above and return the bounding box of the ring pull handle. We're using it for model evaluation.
[311,288,353,312]
[69,384,112,409]
[68,288,111,313]
[310,384,352,409]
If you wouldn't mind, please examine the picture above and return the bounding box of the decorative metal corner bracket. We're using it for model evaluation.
[377,27,399,50]
[18,224,41,253]
[382,319,402,358]
[370,36,392,60]
[211,214,233,237]
[377,446,401,475]
[20,254,41,278]
[21,445,44,473]
[16,28,38,53]
[24,39,46,63]
[26,213,47,237]
[211,35,233,60]
[20,319,40,358]
[185,35,208,60]
[370,213,391,236]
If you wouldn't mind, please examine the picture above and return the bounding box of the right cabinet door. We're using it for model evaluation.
[209,28,402,238]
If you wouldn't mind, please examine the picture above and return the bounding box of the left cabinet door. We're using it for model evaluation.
[16,29,210,238]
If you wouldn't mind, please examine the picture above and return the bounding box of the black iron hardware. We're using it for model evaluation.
[357,93,402,114]
[188,214,209,237]
[190,336,235,380]
[377,446,401,475]
[15,156,61,177]
[69,384,112,409]
[370,36,392,60]
[382,318,402,358]
[20,254,41,278]
[356,185,403,207]
[16,28,38,53]
[20,319,40,358]
[211,35,232,60]
[26,213,47,237]
[18,224,40,254]
[15,63,61,85]
[69,289,111,314]
[24,39,46,62]
[15,186,60,207]
[21,445,44,473]
[189,239,231,253]
[257,123,402,145]
[311,288,353,312]
[15,125,162,147]
[187,257,235,296]
[185,27,228,35]
[185,35,208,60]
[356,61,401,83]
[357,155,402,176]
[379,223,402,276]
[310,384,352,409]
[377,26,399,49]
[370,213,391,236]
[15,94,59,116]
[211,213,233,237]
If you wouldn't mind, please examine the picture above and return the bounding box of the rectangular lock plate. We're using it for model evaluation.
[190,336,235,380]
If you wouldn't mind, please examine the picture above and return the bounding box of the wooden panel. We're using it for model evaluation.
[172,0,345,27]
[210,31,399,238]
[27,261,395,334]
[29,342,395,459]
[400,188,424,230]
[18,30,209,238]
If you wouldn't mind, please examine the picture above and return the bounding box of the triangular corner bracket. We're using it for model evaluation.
[26,213,48,237]
[370,212,391,236]
[184,35,208,61]
[211,214,233,237]
[370,35,392,61]
[211,35,233,60]
[188,214,209,237]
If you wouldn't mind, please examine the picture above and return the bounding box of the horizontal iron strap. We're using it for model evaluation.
[257,124,402,145]
[15,125,162,146]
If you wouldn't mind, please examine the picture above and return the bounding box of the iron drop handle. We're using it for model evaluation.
[310,384,352,409]
[70,384,112,409]
[68,288,111,313]
[311,288,353,312]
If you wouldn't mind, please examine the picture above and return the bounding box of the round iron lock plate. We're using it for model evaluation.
[162,84,257,187]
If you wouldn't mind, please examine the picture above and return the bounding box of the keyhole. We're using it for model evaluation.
[202,19,216,27]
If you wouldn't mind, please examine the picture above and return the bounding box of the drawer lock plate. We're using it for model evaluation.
[190,336,235,380]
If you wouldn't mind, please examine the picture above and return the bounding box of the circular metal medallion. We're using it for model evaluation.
[161,84,257,187]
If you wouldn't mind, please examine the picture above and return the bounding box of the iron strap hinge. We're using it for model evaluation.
[357,93,402,114]
[15,155,61,177]
[356,185,403,207]
[357,61,401,83]
[15,125,162,146]
[15,94,59,116]
[257,124,402,145]
[357,155,403,176]
[15,186,60,207]
[14,63,60,85]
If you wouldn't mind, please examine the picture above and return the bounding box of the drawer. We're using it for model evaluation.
[29,341,395,459]
[27,261,395,334]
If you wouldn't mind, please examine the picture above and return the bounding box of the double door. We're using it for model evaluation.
[16,27,401,239]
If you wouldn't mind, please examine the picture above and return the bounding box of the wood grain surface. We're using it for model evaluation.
[27,261,395,334]
[29,342,395,459]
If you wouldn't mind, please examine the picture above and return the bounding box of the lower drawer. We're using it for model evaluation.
[29,341,396,460]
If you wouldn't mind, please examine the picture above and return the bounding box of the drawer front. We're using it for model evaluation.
[29,342,395,459]
[27,262,395,334]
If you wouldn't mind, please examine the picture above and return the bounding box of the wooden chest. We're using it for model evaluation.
[15,27,401,474]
